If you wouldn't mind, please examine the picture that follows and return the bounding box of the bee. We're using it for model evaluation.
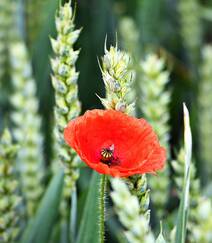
[100,144,114,164]
[101,148,113,160]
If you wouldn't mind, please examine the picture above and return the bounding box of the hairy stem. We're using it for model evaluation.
[99,174,107,243]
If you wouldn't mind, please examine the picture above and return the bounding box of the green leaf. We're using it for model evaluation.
[175,104,192,243]
[76,171,101,243]
[70,188,77,243]
[31,0,59,186]
[20,169,64,243]
[32,0,59,108]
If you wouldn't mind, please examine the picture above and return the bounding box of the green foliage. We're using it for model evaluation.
[0,129,21,243]
[172,149,199,206]
[99,175,107,243]
[20,169,64,243]
[76,172,101,243]
[9,40,45,217]
[175,104,192,243]
[32,0,59,104]
[32,0,60,171]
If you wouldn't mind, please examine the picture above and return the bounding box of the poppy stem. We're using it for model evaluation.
[99,174,107,243]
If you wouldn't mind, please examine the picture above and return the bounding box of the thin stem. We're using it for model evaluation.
[99,174,107,243]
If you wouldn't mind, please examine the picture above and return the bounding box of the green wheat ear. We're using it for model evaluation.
[111,178,155,243]
[50,0,81,223]
[0,129,22,243]
[99,43,135,115]
[139,53,171,218]
[199,45,212,181]
[9,41,44,217]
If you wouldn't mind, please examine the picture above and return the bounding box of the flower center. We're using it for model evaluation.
[100,144,120,166]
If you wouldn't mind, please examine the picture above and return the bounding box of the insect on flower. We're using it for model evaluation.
[100,144,120,166]
[101,144,114,161]
[64,109,166,177]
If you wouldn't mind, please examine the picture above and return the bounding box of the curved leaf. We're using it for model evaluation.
[20,169,64,243]
[76,171,101,243]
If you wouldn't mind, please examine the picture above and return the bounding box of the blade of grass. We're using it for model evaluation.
[20,169,64,243]
[70,188,77,243]
[76,171,101,243]
[175,103,192,243]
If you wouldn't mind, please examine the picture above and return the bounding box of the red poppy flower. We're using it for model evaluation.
[64,109,166,177]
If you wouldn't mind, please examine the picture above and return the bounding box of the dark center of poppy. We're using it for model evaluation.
[100,144,120,166]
